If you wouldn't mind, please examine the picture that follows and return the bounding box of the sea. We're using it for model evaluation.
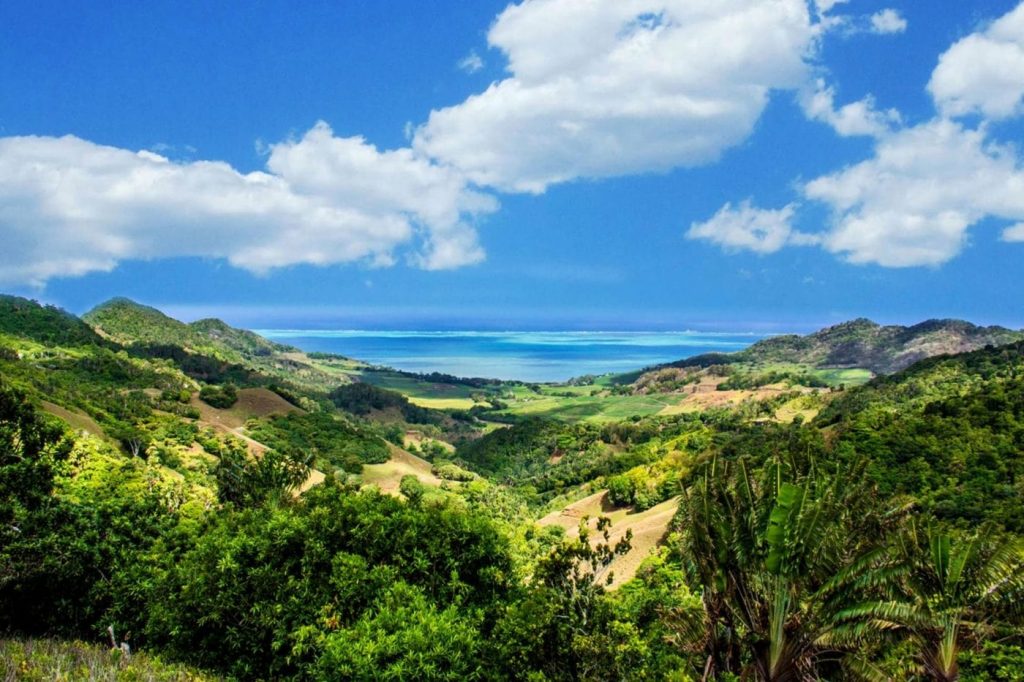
[254,330,766,383]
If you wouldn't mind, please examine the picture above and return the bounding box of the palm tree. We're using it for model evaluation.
[671,454,898,680]
[840,521,1024,681]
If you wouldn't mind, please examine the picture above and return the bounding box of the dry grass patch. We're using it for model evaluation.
[190,388,301,430]
[539,491,679,588]
[360,443,443,495]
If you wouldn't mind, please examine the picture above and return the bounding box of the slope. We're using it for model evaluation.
[662,318,1024,375]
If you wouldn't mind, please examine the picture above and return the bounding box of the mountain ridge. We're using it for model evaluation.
[665,317,1024,375]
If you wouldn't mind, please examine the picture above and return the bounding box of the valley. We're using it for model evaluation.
[2,293,1024,680]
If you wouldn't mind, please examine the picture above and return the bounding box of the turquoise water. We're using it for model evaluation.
[255,329,765,383]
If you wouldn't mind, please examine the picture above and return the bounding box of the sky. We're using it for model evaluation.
[1,0,1023,332]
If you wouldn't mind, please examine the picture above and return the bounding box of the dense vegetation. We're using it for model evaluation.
[2,295,1023,680]
[246,412,391,474]
[330,381,440,424]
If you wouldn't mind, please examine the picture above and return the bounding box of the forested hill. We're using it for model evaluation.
[84,297,296,361]
[669,317,1024,375]
[0,294,111,348]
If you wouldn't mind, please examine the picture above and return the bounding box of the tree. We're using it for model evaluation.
[844,521,1024,681]
[492,516,634,680]
[672,455,896,680]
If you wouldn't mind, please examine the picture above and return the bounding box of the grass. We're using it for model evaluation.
[360,443,443,494]
[40,400,108,439]
[811,367,873,386]
[497,393,678,423]
[191,387,300,430]
[405,396,478,410]
[1,639,219,681]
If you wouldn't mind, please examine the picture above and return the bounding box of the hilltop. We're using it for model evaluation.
[664,317,1024,375]
[84,297,294,360]
[83,297,349,392]
[0,294,111,348]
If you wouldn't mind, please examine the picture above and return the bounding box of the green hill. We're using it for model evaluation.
[84,298,293,362]
[83,298,347,392]
[816,340,1024,530]
[0,295,111,349]
[669,318,1024,375]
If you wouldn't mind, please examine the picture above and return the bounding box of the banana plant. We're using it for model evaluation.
[839,520,1024,681]
[673,453,898,680]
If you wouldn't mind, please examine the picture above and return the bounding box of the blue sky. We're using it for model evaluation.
[1,0,1023,331]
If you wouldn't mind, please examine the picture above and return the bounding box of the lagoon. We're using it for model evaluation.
[255,329,766,383]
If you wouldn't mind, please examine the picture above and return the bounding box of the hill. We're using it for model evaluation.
[0,294,111,349]
[84,298,293,361]
[83,298,347,392]
[664,318,1024,375]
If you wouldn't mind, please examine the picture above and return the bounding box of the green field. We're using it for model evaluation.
[811,367,874,386]
[495,393,680,422]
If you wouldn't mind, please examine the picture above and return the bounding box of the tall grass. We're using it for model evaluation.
[1,639,219,682]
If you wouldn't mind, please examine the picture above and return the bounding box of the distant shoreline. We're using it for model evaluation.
[256,329,766,383]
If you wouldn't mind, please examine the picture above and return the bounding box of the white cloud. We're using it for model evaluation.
[804,119,1024,266]
[686,201,808,254]
[929,3,1024,120]
[869,9,907,35]
[413,0,817,193]
[814,0,849,15]
[457,51,484,74]
[801,78,900,137]
[1003,222,1024,241]
[0,123,496,285]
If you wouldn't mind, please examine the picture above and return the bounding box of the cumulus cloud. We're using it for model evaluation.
[929,3,1024,120]
[686,201,813,254]
[804,119,1024,266]
[801,78,901,137]
[413,0,817,193]
[699,3,1024,268]
[0,123,496,285]
[869,9,907,35]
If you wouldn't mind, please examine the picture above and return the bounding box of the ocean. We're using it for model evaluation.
[254,329,765,383]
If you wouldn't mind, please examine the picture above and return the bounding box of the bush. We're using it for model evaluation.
[199,383,238,409]
[431,461,475,482]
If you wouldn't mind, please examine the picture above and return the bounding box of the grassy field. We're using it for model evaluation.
[40,400,107,439]
[406,396,478,410]
[302,354,873,426]
[496,393,679,422]
[190,388,301,430]
[811,367,874,386]
[360,443,443,494]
